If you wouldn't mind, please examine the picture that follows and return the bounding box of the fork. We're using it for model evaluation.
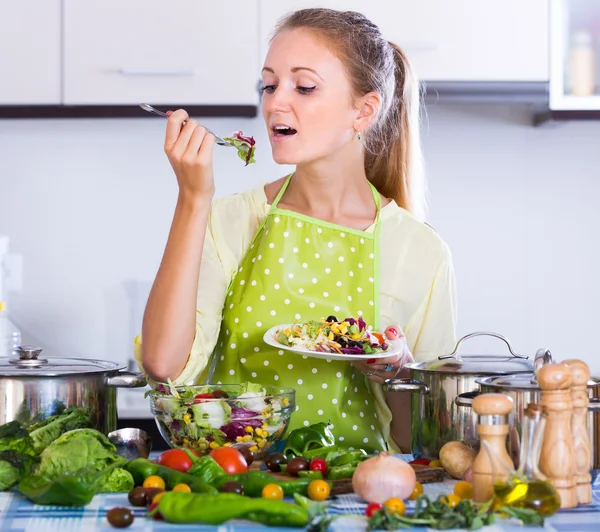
[139,103,234,147]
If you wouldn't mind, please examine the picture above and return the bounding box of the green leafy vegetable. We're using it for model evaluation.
[222,131,256,166]
[29,407,91,454]
[0,451,38,491]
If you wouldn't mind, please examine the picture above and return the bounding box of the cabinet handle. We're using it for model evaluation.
[118,69,195,77]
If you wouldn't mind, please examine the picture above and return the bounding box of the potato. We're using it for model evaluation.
[439,441,477,479]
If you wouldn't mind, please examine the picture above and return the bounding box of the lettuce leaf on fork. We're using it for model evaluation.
[224,131,256,166]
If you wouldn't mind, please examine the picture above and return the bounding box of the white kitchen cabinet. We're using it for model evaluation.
[62,0,260,106]
[0,0,61,104]
[259,0,549,82]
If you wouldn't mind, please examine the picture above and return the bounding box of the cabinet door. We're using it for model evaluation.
[259,0,548,82]
[63,0,259,105]
[0,0,61,104]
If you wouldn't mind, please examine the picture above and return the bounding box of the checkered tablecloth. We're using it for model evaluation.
[0,456,599,532]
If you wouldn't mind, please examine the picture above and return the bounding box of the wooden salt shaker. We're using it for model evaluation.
[562,359,592,504]
[537,363,577,508]
[472,393,514,503]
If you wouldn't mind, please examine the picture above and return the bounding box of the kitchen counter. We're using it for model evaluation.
[1,477,599,531]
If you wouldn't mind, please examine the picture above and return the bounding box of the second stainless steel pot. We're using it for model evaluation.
[384,331,553,460]
[457,373,600,470]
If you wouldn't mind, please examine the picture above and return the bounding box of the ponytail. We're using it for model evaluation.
[365,42,427,221]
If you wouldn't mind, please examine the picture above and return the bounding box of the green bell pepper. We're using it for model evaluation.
[327,462,358,480]
[283,422,335,459]
[330,449,368,467]
[154,491,309,527]
[214,470,329,498]
[186,455,226,485]
[124,458,218,495]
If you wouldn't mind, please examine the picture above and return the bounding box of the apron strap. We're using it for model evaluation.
[271,173,294,209]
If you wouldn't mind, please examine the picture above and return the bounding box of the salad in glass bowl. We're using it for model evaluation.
[148,382,295,458]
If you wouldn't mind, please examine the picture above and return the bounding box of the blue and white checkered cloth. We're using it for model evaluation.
[0,454,599,531]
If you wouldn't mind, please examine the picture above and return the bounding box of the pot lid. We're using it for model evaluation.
[406,332,552,375]
[0,346,125,377]
[476,373,600,390]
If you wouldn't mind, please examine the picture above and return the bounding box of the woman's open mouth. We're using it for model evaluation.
[272,125,298,139]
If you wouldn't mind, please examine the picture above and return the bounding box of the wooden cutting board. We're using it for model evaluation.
[250,460,444,495]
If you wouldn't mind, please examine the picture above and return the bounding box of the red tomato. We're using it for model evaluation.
[157,449,193,473]
[309,458,328,476]
[194,393,214,404]
[365,502,383,517]
[210,447,248,474]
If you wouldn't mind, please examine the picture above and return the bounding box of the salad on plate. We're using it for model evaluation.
[148,382,293,457]
[274,316,390,355]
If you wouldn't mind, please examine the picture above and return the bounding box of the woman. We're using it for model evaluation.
[135,8,458,453]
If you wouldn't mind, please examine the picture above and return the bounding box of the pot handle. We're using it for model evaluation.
[438,331,529,360]
[588,398,600,412]
[106,371,147,388]
[455,391,480,407]
[383,378,429,394]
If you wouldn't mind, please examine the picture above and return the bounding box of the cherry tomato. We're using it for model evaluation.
[409,482,424,500]
[384,497,406,516]
[194,393,215,403]
[429,459,442,468]
[307,479,331,501]
[172,483,192,493]
[210,447,248,474]
[442,494,461,508]
[262,483,284,500]
[152,491,167,505]
[454,481,473,500]
[309,458,328,476]
[365,502,383,517]
[384,325,401,340]
[157,449,193,473]
[409,458,431,466]
[142,476,165,490]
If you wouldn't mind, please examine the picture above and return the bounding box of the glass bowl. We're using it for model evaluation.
[148,383,295,459]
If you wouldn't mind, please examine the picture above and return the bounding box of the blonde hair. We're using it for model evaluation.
[272,8,427,220]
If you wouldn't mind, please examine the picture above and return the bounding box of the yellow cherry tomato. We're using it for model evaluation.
[307,479,331,502]
[409,482,424,501]
[442,494,461,508]
[429,459,442,468]
[384,497,406,515]
[262,483,284,500]
[453,481,473,500]
[172,483,192,493]
[143,475,166,490]
[152,491,167,505]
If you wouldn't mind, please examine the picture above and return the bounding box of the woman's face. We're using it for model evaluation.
[261,28,360,166]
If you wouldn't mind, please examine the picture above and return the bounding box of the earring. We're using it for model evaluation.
[357,129,361,141]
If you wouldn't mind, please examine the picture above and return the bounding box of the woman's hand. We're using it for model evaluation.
[353,325,414,384]
[164,109,217,202]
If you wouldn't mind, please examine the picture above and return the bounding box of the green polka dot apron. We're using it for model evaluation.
[208,174,386,452]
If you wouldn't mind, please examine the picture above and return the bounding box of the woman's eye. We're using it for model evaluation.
[260,85,276,94]
[297,86,316,94]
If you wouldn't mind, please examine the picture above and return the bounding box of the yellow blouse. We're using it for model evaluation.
[134,183,458,451]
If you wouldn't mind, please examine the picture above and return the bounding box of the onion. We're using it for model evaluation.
[439,441,477,479]
[352,451,416,503]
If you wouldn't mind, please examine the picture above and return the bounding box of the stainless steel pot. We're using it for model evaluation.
[0,345,147,433]
[456,373,600,470]
[384,332,553,460]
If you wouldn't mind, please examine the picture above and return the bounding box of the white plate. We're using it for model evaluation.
[262,324,398,361]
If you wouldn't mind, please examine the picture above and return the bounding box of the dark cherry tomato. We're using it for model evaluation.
[309,458,328,475]
[127,486,148,507]
[148,502,163,521]
[145,488,165,507]
[239,447,255,466]
[265,452,287,472]
[212,389,229,398]
[365,502,383,517]
[106,507,135,528]
[157,448,193,473]
[287,456,309,476]
[220,481,245,495]
[326,315,338,323]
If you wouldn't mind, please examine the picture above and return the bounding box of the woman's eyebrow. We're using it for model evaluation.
[261,66,323,80]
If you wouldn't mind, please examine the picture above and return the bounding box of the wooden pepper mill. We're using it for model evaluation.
[537,363,577,508]
[562,359,592,504]
[472,393,514,503]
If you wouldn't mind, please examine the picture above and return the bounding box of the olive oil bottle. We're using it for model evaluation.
[493,404,561,516]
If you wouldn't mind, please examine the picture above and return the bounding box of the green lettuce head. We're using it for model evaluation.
[224,131,256,166]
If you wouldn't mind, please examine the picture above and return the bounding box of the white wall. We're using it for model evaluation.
[1,104,599,415]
